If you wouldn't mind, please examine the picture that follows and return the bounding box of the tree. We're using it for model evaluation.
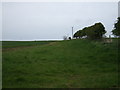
[73,29,87,39]
[73,31,79,38]
[85,22,106,40]
[77,30,83,38]
[112,17,120,37]
[73,22,106,40]
[78,29,86,38]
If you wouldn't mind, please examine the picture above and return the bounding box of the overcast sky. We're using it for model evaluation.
[2,2,118,41]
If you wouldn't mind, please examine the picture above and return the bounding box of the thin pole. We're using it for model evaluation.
[72,27,73,39]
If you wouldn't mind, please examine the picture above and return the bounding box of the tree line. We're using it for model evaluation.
[73,17,120,40]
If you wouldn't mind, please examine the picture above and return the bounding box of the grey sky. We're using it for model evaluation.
[0,3,2,41]
[2,2,118,41]
[118,1,120,17]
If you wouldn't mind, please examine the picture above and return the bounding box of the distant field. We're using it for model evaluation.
[2,39,119,88]
[2,41,58,49]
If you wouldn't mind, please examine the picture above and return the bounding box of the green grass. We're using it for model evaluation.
[2,39,119,88]
[2,41,57,48]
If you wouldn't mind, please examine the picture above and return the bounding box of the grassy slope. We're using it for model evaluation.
[2,39,118,88]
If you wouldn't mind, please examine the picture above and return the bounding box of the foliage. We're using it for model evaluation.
[112,17,120,37]
[86,23,106,40]
[73,29,86,39]
[73,31,80,38]
[73,22,106,40]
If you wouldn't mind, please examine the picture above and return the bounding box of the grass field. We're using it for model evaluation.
[2,41,57,48]
[2,39,119,88]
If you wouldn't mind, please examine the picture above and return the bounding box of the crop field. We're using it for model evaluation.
[2,39,119,88]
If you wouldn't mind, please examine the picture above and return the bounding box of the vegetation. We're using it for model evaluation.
[2,39,119,88]
[73,22,106,40]
[2,41,56,49]
[73,29,86,39]
[112,17,120,37]
[2,17,120,88]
